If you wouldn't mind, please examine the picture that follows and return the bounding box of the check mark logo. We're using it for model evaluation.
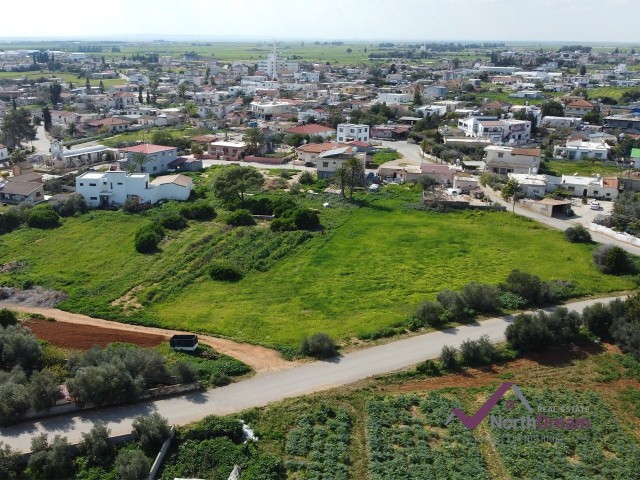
[445,382,530,430]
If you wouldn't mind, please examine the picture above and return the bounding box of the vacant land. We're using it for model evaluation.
[22,317,165,349]
[542,159,628,176]
[0,184,635,348]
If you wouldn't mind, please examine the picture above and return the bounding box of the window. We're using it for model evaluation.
[90,196,97,200]
[593,190,599,195]
[89,183,96,186]
[498,153,504,158]
[322,162,329,168]
[117,182,123,185]
[110,183,113,189]
[36,192,41,197]
[79,182,84,186]
[153,166,158,171]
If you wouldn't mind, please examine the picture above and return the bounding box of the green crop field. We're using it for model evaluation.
[0,70,123,88]
[542,159,629,177]
[156,349,640,479]
[0,180,635,349]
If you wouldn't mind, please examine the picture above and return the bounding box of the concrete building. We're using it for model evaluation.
[0,178,44,204]
[484,146,541,174]
[541,116,581,128]
[553,139,610,160]
[250,101,294,120]
[336,123,369,143]
[256,44,298,80]
[208,140,247,161]
[603,115,640,134]
[559,175,619,199]
[118,144,178,174]
[316,146,360,179]
[458,117,531,145]
[296,142,348,165]
[284,124,336,139]
[75,170,192,208]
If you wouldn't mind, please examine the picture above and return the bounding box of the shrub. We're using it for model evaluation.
[79,422,113,468]
[182,415,244,443]
[132,413,170,455]
[173,361,197,383]
[416,359,441,376]
[28,434,73,480]
[134,222,164,253]
[593,244,633,275]
[0,309,17,328]
[459,335,498,366]
[460,282,501,314]
[564,224,592,243]
[270,216,297,232]
[298,171,315,185]
[582,302,616,338]
[181,201,217,220]
[506,308,581,353]
[66,363,143,407]
[498,291,527,310]
[437,290,472,322]
[122,196,149,213]
[611,317,640,361]
[51,194,87,218]
[413,300,444,327]
[300,332,338,359]
[501,269,556,306]
[114,448,150,480]
[209,371,231,387]
[0,382,30,425]
[0,210,21,234]
[440,345,458,370]
[157,212,187,230]
[209,260,244,281]
[293,208,320,230]
[272,196,297,217]
[28,369,60,411]
[26,206,60,229]
[243,197,274,215]
[226,209,255,226]
[0,325,43,373]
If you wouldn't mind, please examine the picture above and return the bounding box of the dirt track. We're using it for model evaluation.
[0,302,296,373]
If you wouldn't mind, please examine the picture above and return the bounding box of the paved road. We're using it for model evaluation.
[0,295,623,452]
[29,125,51,155]
[481,186,640,256]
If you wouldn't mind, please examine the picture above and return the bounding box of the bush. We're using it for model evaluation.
[28,369,60,411]
[0,309,17,328]
[0,210,21,234]
[437,290,472,322]
[416,359,440,376]
[209,259,244,281]
[28,434,74,479]
[459,335,498,366]
[114,448,150,480]
[0,325,43,373]
[157,212,187,230]
[173,361,197,383]
[132,413,170,455]
[460,282,501,314]
[498,291,527,310]
[501,269,556,306]
[67,363,143,407]
[298,171,315,185]
[0,381,30,425]
[209,371,231,387]
[270,216,297,232]
[79,422,113,468]
[243,197,274,215]
[440,345,458,370]
[300,332,338,359]
[181,201,216,220]
[593,244,633,275]
[506,308,581,353]
[134,222,164,253]
[226,209,255,226]
[582,302,617,338]
[122,196,149,213]
[182,415,244,443]
[25,206,60,229]
[51,194,87,218]
[413,300,444,327]
[293,208,320,230]
[564,224,592,243]
[611,317,640,361]
[272,196,297,218]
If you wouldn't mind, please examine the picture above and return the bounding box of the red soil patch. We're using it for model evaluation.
[23,319,165,350]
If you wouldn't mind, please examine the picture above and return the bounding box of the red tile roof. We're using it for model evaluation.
[511,148,541,157]
[285,124,335,135]
[296,142,348,153]
[119,144,177,154]
[567,99,595,108]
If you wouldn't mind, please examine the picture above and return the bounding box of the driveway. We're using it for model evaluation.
[28,125,51,156]
[0,295,624,452]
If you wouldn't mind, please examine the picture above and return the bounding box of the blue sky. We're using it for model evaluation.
[3,0,638,43]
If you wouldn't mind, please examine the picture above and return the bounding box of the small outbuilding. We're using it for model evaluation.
[169,334,199,352]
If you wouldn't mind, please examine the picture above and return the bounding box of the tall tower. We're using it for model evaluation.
[267,41,278,81]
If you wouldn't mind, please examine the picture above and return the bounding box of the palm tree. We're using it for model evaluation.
[333,165,349,199]
[130,152,150,172]
[244,127,265,155]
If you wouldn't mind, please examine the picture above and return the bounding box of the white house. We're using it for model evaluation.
[376,92,409,104]
[458,117,531,145]
[336,123,369,143]
[553,139,611,160]
[559,175,619,199]
[118,144,178,174]
[75,170,193,208]
[507,172,548,199]
[484,146,541,175]
[541,116,581,128]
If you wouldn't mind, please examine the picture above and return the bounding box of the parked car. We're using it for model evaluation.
[304,162,315,167]
[590,201,601,210]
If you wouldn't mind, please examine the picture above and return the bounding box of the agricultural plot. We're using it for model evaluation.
[285,406,352,480]
[366,393,491,480]
[490,389,640,480]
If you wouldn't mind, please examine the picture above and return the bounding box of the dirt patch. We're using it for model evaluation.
[0,301,295,373]
[0,261,26,273]
[0,286,67,307]
[111,285,144,312]
[23,318,165,350]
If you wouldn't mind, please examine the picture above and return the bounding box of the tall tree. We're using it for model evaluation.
[579,65,587,75]
[501,178,522,212]
[49,82,62,105]
[541,100,564,118]
[345,156,365,198]
[413,88,423,106]
[333,165,349,199]
[138,85,143,104]
[85,77,91,93]
[130,152,150,172]
[0,108,37,148]
[244,127,265,155]
[42,106,52,132]
[212,166,264,205]
[146,90,150,104]
[98,80,105,94]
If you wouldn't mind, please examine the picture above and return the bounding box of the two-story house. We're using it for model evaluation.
[118,144,178,173]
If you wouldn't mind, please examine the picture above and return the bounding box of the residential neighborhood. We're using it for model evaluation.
[1,4,640,479]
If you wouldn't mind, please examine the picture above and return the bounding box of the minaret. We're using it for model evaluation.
[270,41,277,81]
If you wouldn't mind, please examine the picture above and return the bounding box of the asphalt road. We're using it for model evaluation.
[0,295,623,452]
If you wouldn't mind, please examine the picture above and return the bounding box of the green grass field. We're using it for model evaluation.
[0,183,635,348]
[0,70,123,88]
[542,159,629,176]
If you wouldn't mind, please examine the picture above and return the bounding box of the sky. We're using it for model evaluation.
[2,0,639,44]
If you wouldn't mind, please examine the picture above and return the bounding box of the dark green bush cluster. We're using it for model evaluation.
[564,224,592,243]
[506,307,581,353]
[243,196,275,215]
[66,344,171,407]
[209,259,244,281]
[298,171,315,185]
[156,211,188,230]
[50,194,87,218]
[300,332,338,359]
[0,309,17,328]
[134,222,165,253]
[592,244,634,275]
[226,209,255,226]
[271,208,320,232]
[0,367,60,425]
[459,335,499,366]
[122,196,151,213]
[26,205,60,229]
[181,200,216,220]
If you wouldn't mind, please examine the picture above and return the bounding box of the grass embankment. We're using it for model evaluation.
[542,159,629,176]
[0,182,636,348]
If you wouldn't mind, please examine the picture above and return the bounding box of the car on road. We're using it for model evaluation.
[590,201,601,210]
[304,162,315,167]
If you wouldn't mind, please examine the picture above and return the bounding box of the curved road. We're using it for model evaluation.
[0,295,623,452]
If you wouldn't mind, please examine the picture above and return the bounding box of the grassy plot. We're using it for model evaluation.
[150,199,635,346]
[542,159,628,177]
